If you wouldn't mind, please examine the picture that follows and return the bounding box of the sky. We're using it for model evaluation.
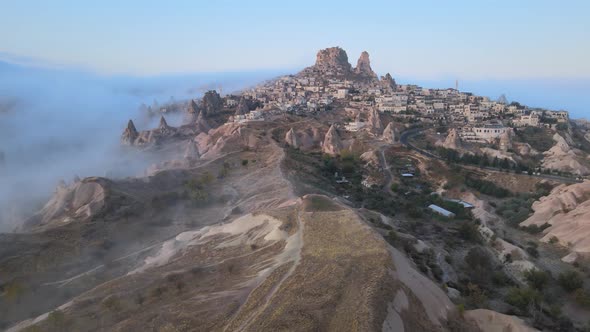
[1,0,590,80]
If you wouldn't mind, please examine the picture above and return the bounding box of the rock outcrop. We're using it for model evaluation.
[201,90,222,116]
[380,73,397,91]
[465,309,536,332]
[25,178,107,227]
[235,97,249,116]
[520,180,590,262]
[542,133,589,175]
[194,111,211,134]
[285,128,300,149]
[439,128,462,150]
[499,129,512,151]
[121,119,139,145]
[183,99,200,123]
[367,108,383,135]
[382,122,398,144]
[354,51,376,77]
[313,47,352,73]
[322,125,343,156]
[183,140,200,160]
[158,116,173,135]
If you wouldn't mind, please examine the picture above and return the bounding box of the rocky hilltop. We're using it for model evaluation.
[300,47,379,82]
[355,51,377,78]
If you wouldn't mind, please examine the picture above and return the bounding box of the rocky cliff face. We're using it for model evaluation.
[354,51,376,77]
[439,128,463,150]
[322,124,343,156]
[201,90,222,116]
[367,108,383,135]
[285,128,300,149]
[521,180,590,262]
[121,119,139,145]
[183,100,201,124]
[542,133,589,175]
[380,73,397,91]
[314,47,352,73]
[382,122,398,144]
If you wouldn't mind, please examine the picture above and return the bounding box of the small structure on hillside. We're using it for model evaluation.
[445,199,475,209]
[428,204,455,218]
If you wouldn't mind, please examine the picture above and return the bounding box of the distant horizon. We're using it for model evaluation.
[1,1,590,78]
[2,56,587,120]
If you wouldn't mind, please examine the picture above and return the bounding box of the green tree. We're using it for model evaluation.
[505,287,541,313]
[524,269,549,290]
[558,271,584,292]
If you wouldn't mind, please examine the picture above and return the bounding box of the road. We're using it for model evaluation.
[399,127,582,184]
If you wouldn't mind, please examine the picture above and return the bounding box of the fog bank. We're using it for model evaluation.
[0,61,283,231]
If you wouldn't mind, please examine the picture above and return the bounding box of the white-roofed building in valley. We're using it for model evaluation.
[428,204,456,218]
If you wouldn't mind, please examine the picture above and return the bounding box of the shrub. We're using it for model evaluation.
[525,246,539,259]
[241,159,249,166]
[523,269,549,290]
[458,222,481,243]
[3,280,25,302]
[558,271,584,292]
[47,310,68,329]
[505,287,541,313]
[574,288,590,308]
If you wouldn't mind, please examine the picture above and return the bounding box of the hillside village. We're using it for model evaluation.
[4,47,590,332]
[130,46,589,180]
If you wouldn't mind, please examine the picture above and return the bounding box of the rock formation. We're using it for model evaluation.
[183,100,200,124]
[360,150,380,168]
[382,122,398,144]
[322,125,343,156]
[440,128,463,150]
[183,140,200,160]
[201,90,222,116]
[367,108,383,135]
[542,133,589,175]
[158,116,172,134]
[354,51,376,77]
[25,178,106,227]
[314,47,352,73]
[380,73,397,91]
[285,128,300,149]
[121,119,139,145]
[195,111,211,134]
[520,180,590,262]
[235,97,249,116]
[498,130,512,151]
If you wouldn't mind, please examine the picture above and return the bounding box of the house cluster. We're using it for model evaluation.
[223,47,569,142]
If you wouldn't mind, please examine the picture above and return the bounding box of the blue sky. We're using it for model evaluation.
[1,0,589,79]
